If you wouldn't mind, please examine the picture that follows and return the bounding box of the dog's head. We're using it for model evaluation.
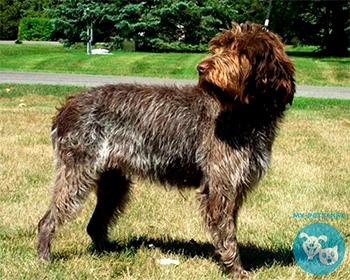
[197,22,295,108]
[299,232,327,260]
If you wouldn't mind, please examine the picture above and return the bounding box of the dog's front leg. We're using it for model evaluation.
[197,175,249,279]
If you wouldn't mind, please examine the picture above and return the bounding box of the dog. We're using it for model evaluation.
[37,22,295,278]
[299,232,327,260]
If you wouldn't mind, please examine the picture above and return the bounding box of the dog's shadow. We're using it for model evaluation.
[87,236,294,271]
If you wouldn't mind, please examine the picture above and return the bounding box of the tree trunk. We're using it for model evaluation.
[323,1,349,56]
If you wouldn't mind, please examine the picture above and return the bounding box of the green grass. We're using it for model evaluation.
[0,44,203,80]
[285,45,350,87]
[1,44,349,86]
[1,84,349,279]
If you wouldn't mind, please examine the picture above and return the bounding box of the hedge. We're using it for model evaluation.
[17,18,54,41]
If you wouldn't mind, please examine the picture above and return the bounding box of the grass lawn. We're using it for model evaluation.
[0,44,349,87]
[0,84,349,279]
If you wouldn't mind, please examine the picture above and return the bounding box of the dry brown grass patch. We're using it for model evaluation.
[1,88,349,279]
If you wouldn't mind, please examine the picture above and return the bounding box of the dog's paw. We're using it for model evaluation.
[91,239,119,254]
[228,267,251,279]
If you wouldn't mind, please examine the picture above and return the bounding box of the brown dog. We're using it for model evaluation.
[38,22,295,278]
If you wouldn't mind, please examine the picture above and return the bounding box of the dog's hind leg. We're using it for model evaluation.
[87,169,131,251]
[37,163,96,260]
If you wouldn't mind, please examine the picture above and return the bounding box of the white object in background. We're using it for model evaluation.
[157,258,180,265]
[91,49,111,55]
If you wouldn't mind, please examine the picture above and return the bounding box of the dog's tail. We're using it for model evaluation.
[50,93,83,148]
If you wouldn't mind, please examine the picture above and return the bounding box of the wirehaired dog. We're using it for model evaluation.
[38,22,295,278]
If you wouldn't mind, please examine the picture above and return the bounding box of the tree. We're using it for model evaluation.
[112,0,239,52]
[323,1,349,56]
[46,0,119,46]
[21,0,60,17]
[0,0,22,39]
[2,0,347,55]
[270,0,349,56]
[0,0,59,40]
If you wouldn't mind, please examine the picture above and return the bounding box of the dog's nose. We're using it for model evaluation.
[197,62,208,73]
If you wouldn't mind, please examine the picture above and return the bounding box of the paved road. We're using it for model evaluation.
[1,71,349,99]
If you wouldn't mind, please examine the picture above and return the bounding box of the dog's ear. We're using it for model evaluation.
[240,29,296,106]
[266,49,295,106]
[299,232,309,239]
[318,235,328,242]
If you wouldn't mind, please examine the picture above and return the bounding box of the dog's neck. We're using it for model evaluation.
[211,93,287,152]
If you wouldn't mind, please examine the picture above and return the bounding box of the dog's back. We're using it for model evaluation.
[52,84,210,187]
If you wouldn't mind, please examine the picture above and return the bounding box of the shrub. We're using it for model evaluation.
[145,39,207,53]
[17,18,54,41]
